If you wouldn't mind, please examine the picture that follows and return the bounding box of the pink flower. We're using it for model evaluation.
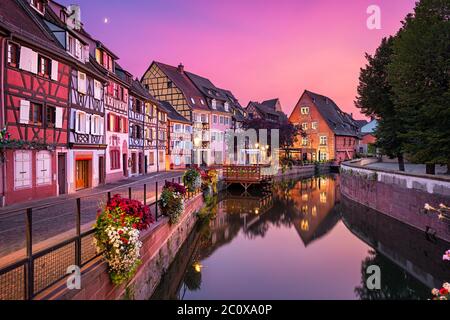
[443,250,450,261]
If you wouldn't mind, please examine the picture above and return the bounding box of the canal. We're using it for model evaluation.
[151,175,449,300]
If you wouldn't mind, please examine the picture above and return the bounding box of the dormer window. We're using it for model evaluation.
[190,97,195,105]
[95,48,113,71]
[38,55,51,78]
[31,0,45,15]
[211,99,217,109]
[224,102,229,112]
[200,99,205,105]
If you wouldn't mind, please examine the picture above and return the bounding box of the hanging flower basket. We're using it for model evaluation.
[93,195,154,285]
[431,283,450,300]
[182,168,202,192]
[159,181,187,224]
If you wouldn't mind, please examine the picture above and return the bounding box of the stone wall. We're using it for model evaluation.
[340,162,450,242]
[39,193,204,300]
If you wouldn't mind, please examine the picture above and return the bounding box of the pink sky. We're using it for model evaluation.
[61,0,417,119]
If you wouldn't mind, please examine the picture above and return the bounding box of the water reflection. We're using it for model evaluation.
[151,175,449,300]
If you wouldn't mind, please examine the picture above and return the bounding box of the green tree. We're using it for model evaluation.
[388,0,450,173]
[355,37,406,171]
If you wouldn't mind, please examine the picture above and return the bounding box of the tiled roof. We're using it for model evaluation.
[153,62,209,111]
[130,79,158,103]
[304,90,359,137]
[0,0,62,52]
[159,101,191,124]
[355,119,369,129]
[261,98,279,110]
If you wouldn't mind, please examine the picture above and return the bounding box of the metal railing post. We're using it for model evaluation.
[75,198,81,267]
[128,187,132,200]
[107,192,111,202]
[25,208,33,300]
[143,184,147,205]
[155,181,159,221]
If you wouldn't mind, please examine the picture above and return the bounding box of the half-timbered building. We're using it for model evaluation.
[0,0,71,205]
[99,58,130,182]
[141,62,210,166]
[159,101,192,170]
[128,79,162,176]
[33,1,110,192]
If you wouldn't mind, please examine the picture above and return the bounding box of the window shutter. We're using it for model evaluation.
[99,117,104,135]
[19,100,30,124]
[85,114,91,134]
[30,50,38,74]
[55,107,63,128]
[123,89,128,103]
[90,115,96,135]
[51,60,59,81]
[106,113,110,131]
[78,72,86,94]
[94,80,101,100]
[14,151,32,188]
[83,46,90,63]
[19,46,32,72]
[75,39,81,58]
[75,111,80,133]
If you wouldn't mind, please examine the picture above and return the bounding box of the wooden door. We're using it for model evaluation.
[122,154,128,176]
[98,156,105,185]
[58,153,67,195]
[76,160,89,190]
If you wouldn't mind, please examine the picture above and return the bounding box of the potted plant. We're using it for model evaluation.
[159,181,187,224]
[182,168,202,192]
[93,195,153,285]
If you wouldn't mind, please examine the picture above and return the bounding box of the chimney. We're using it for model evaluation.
[177,63,184,73]
[67,4,82,30]
[350,113,354,119]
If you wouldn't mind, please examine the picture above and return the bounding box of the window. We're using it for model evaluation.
[167,80,173,88]
[38,55,51,78]
[211,99,217,109]
[201,114,207,123]
[224,102,229,112]
[76,111,86,133]
[302,137,308,146]
[46,106,56,128]
[31,103,43,124]
[77,72,87,94]
[191,97,195,104]
[149,152,155,165]
[224,117,229,125]
[7,42,19,67]
[213,115,218,124]
[319,152,327,162]
[200,99,205,105]
[94,80,102,100]
[14,151,32,189]
[320,136,327,146]
[159,151,164,163]
[31,0,45,14]
[174,124,182,133]
[110,150,120,170]
[301,107,309,115]
[219,116,224,124]
[312,122,318,130]
[302,122,308,130]
[36,151,52,185]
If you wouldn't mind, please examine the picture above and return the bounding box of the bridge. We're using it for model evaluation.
[222,165,274,191]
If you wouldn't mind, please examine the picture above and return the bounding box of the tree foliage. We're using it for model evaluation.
[355,37,406,170]
[388,0,450,166]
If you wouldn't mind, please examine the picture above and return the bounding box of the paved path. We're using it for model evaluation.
[365,162,448,176]
[0,170,184,260]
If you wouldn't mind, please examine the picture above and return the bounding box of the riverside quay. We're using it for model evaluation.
[0,0,448,309]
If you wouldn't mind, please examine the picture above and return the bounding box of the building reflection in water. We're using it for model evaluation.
[151,175,448,300]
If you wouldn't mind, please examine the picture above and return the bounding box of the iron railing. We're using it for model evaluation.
[0,176,200,300]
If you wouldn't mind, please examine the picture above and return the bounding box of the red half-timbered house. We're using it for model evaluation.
[0,0,71,205]
[35,1,110,193]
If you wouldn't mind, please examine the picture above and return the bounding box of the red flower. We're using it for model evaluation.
[118,230,123,235]
[439,288,448,295]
